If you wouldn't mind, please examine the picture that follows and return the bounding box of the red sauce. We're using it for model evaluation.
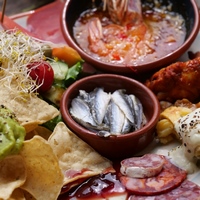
[57,160,199,200]
[73,2,186,66]
[58,172,127,200]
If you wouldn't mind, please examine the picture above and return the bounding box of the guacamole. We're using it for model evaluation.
[0,105,25,160]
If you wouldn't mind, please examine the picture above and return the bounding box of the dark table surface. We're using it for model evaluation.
[0,0,55,16]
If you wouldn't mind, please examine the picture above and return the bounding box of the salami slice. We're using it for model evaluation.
[120,154,165,178]
[129,180,200,200]
[120,155,187,195]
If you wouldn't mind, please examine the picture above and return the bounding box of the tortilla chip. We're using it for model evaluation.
[34,126,52,140]
[160,106,192,124]
[21,190,36,200]
[0,82,59,133]
[48,122,115,188]
[22,122,39,134]
[25,126,52,141]
[8,189,25,200]
[20,136,63,200]
[25,129,38,141]
[7,189,36,200]
[0,155,26,200]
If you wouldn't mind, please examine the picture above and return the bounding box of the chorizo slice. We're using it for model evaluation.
[120,155,187,195]
[120,154,165,178]
[129,179,200,199]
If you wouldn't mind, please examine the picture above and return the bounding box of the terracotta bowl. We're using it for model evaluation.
[60,74,160,159]
[61,0,200,75]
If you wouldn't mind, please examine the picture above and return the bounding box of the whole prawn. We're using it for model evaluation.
[87,0,146,61]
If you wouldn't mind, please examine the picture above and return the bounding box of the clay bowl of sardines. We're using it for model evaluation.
[61,0,200,75]
[60,74,160,159]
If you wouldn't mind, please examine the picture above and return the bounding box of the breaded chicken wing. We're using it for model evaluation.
[145,57,200,103]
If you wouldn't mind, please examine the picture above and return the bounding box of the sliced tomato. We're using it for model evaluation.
[27,61,54,93]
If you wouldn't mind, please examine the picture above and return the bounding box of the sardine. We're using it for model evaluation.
[103,102,111,127]
[109,99,126,134]
[70,97,97,127]
[89,88,111,125]
[103,98,132,135]
[126,95,143,130]
[97,130,112,137]
[111,89,135,124]
[69,87,146,136]
[70,97,109,131]
[128,94,144,129]
[121,116,132,134]
[99,99,129,136]
[79,90,90,101]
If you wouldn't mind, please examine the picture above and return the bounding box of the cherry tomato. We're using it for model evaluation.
[27,61,54,93]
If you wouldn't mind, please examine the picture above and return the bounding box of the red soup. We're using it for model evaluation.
[73,1,186,66]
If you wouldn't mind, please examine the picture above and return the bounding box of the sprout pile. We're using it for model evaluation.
[0,29,50,96]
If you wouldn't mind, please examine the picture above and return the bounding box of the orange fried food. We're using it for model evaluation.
[145,57,200,103]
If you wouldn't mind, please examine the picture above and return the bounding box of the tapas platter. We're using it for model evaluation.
[8,1,200,199]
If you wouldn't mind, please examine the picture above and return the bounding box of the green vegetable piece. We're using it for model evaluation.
[49,60,69,81]
[0,105,26,160]
[42,44,52,58]
[42,60,83,106]
[43,113,63,131]
[52,61,83,88]
[64,62,83,87]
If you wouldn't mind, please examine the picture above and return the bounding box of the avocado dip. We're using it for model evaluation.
[0,105,26,160]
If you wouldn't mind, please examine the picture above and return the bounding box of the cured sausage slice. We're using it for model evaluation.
[129,180,200,200]
[120,154,165,178]
[120,155,187,195]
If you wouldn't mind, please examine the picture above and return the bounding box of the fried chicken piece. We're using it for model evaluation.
[145,57,200,103]
[174,98,200,110]
[188,51,200,59]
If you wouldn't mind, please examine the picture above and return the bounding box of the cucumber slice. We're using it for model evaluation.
[49,60,68,80]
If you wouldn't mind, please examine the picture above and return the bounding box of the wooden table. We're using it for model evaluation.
[0,0,55,16]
